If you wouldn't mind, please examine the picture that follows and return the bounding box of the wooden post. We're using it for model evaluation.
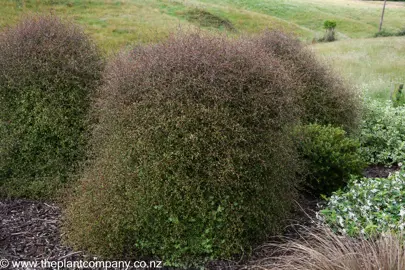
[379,0,387,32]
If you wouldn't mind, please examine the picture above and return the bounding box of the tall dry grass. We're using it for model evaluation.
[250,225,405,270]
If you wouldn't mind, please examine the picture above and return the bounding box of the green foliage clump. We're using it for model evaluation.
[0,15,103,199]
[374,30,397,37]
[391,84,405,107]
[294,124,366,196]
[359,100,405,165]
[323,20,337,30]
[63,32,309,268]
[319,166,405,237]
[255,31,360,131]
[318,20,337,42]
[373,29,405,37]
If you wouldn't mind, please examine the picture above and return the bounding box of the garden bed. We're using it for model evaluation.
[1,165,394,269]
[0,195,321,270]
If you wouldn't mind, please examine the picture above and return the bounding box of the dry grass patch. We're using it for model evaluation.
[250,225,405,270]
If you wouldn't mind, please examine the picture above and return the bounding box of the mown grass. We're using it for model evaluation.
[313,36,405,101]
[0,0,312,53]
[188,0,405,38]
[0,0,192,53]
[2,0,405,53]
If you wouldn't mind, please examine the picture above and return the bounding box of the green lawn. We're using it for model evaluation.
[1,0,405,52]
[314,36,405,101]
[1,0,404,98]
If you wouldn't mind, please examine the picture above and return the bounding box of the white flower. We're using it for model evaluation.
[400,208,405,217]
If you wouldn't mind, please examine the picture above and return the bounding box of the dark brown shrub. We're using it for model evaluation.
[0,14,103,199]
[64,32,305,267]
[254,31,360,132]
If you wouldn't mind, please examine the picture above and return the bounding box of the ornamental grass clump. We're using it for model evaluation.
[250,225,405,270]
[0,15,103,198]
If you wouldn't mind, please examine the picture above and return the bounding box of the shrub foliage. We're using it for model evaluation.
[254,31,360,131]
[294,124,365,196]
[0,15,103,198]
[359,100,405,165]
[64,32,360,267]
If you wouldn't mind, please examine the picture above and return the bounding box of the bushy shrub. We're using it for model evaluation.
[254,31,360,132]
[0,15,103,198]
[374,30,397,37]
[374,29,405,37]
[293,124,366,196]
[322,20,337,42]
[63,32,305,267]
[319,166,405,237]
[391,83,405,107]
[359,100,405,165]
[63,32,361,267]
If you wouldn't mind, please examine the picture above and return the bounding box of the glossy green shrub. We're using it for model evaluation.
[294,124,366,196]
[0,15,103,198]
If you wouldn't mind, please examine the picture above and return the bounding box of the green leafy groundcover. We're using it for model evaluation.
[319,165,405,237]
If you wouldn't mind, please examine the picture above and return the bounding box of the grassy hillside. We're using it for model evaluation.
[1,0,405,98]
[192,0,405,38]
[314,36,405,100]
[1,0,405,52]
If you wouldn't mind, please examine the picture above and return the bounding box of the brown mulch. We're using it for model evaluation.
[363,164,400,178]
[0,200,87,269]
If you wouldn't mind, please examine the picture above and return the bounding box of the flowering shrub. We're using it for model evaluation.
[359,100,405,165]
[319,165,405,237]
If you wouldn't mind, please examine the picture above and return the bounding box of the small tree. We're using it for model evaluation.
[323,20,337,42]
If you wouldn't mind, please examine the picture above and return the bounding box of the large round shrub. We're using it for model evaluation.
[0,15,103,198]
[255,31,360,131]
[63,32,360,267]
[64,33,305,267]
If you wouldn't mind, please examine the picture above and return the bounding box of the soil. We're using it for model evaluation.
[363,164,400,178]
